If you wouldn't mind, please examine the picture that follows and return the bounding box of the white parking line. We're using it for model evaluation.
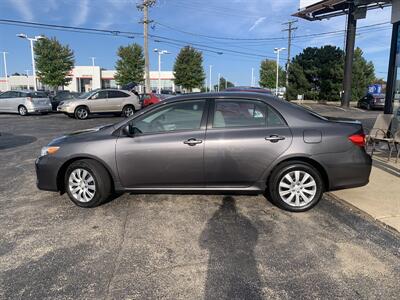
[332,106,347,111]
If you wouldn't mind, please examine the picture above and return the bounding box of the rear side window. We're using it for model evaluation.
[108,90,129,98]
[28,91,47,98]
[213,100,266,128]
[213,99,286,128]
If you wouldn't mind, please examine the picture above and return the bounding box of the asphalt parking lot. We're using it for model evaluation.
[1,106,399,299]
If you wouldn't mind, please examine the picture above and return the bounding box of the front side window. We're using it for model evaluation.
[129,100,205,134]
[0,91,14,98]
[91,91,108,100]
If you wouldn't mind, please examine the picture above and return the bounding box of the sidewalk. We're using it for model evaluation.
[331,154,400,232]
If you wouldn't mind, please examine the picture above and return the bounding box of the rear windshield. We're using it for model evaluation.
[27,91,48,98]
[289,102,328,121]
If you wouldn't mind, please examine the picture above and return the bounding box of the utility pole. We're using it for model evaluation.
[251,67,254,86]
[90,57,96,90]
[217,73,221,92]
[209,65,212,92]
[341,2,357,108]
[137,0,156,93]
[282,20,297,97]
[2,52,9,90]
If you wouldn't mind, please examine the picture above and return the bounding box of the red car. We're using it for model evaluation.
[141,93,161,107]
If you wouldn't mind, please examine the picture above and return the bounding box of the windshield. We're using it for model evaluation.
[78,91,92,99]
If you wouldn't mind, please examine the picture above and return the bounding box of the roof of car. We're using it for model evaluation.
[163,91,277,102]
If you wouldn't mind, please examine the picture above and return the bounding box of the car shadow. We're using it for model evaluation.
[199,196,262,299]
[0,133,37,150]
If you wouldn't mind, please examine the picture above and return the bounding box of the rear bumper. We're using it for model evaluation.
[312,147,372,191]
[35,156,61,191]
[27,105,52,113]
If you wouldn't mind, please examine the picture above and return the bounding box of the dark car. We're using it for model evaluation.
[36,92,371,211]
[357,94,385,110]
[51,91,81,111]
[225,86,273,95]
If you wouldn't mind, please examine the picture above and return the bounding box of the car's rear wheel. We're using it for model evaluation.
[267,161,324,212]
[65,159,111,207]
[75,106,89,120]
[18,105,28,116]
[122,105,135,117]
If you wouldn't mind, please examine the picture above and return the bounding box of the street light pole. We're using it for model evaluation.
[217,73,221,92]
[17,34,45,91]
[25,70,30,90]
[274,47,286,96]
[154,49,170,94]
[90,57,96,90]
[1,52,9,90]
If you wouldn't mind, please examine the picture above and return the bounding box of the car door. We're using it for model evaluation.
[204,98,292,187]
[88,90,108,112]
[107,90,129,111]
[115,99,208,188]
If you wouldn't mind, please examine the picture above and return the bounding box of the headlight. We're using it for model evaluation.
[40,146,60,157]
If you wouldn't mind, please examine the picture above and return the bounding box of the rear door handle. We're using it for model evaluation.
[183,138,203,146]
[265,135,285,143]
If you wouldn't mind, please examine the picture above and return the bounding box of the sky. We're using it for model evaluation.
[0,0,394,86]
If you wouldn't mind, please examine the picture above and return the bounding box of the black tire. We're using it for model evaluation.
[267,161,324,212]
[18,105,28,116]
[75,106,89,120]
[64,159,112,208]
[122,105,135,118]
[366,104,371,110]
[41,112,48,115]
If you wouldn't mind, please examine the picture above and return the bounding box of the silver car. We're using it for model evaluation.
[57,89,141,119]
[0,90,52,116]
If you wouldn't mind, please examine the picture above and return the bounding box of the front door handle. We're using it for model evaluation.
[265,135,285,143]
[183,138,203,146]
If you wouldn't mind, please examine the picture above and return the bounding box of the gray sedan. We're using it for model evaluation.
[0,90,52,115]
[36,92,372,211]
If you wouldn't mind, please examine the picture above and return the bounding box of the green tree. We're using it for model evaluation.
[173,46,205,91]
[288,46,344,101]
[214,76,234,91]
[351,47,375,100]
[259,59,285,89]
[34,37,74,90]
[114,43,145,86]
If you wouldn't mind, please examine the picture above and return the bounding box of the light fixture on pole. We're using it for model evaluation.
[1,52,9,90]
[17,34,45,91]
[154,49,170,94]
[274,47,286,96]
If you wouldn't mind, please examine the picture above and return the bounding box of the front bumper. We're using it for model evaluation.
[57,106,74,113]
[35,155,62,191]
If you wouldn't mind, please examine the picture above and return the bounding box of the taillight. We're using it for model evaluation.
[348,133,366,147]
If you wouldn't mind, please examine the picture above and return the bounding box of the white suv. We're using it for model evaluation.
[57,89,141,120]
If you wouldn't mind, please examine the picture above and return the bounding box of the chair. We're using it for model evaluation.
[389,130,400,163]
[365,114,393,158]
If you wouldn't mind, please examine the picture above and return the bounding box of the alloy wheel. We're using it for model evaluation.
[19,106,27,116]
[76,108,88,119]
[278,170,317,207]
[124,107,134,117]
[68,168,96,203]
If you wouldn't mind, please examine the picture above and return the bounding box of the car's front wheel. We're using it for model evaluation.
[75,106,89,120]
[267,161,324,212]
[65,159,111,207]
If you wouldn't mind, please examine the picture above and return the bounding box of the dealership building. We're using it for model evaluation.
[0,66,176,93]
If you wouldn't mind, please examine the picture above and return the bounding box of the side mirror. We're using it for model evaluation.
[122,125,134,137]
